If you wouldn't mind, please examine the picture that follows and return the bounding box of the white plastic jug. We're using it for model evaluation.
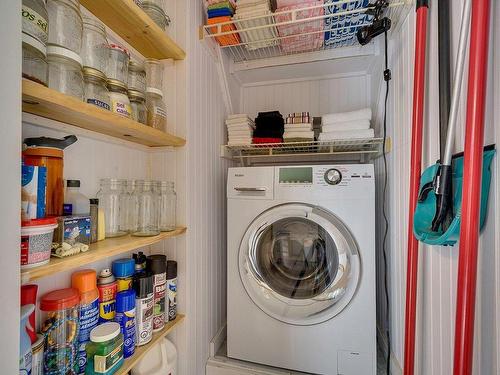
[131,337,177,375]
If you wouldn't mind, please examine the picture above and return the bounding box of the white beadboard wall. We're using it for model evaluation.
[375,1,500,374]
[240,74,371,119]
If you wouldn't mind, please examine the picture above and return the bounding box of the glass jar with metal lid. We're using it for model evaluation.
[23,33,48,86]
[106,44,130,85]
[47,45,84,99]
[139,2,171,31]
[22,0,49,45]
[144,58,164,91]
[107,79,132,118]
[128,90,148,125]
[47,0,83,54]
[146,88,167,131]
[83,68,110,111]
[128,61,146,92]
[82,16,108,75]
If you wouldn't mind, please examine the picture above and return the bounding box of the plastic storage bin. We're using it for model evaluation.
[47,0,83,54]
[85,322,124,375]
[40,288,80,374]
[21,217,58,269]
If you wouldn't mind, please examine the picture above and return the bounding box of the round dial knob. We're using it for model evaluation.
[324,169,342,185]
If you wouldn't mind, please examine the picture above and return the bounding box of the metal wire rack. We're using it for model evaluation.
[203,0,412,63]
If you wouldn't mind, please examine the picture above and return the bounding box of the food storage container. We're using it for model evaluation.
[106,44,130,84]
[47,45,84,99]
[128,61,147,92]
[97,178,129,238]
[129,90,148,125]
[22,33,48,86]
[131,180,160,237]
[144,58,164,91]
[140,2,170,31]
[85,323,124,375]
[20,217,58,269]
[47,0,83,54]
[108,80,132,118]
[40,288,80,375]
[22,0,49,44]
[157,181,176,232]
[146,88,167,131]
[84,67,111,111]
[82,16,108,74]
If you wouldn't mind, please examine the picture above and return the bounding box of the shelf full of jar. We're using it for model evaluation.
[80,0,185,60]
[22,79,186,148]
[21,227,187,282]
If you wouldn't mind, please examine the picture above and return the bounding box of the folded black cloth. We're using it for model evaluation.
[254,111,284,138]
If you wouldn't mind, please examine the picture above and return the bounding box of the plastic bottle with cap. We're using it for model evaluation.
[147,254,167,331]
[86,322,124,375]
[115,289,136,358]
[133,251,147,274]
[112,258,135,292]
[133,272,154,346]
[97,268,117,323]
[64,179,90,215]
[72,269,100,374]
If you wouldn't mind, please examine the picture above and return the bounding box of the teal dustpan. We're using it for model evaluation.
[413,148,496,246]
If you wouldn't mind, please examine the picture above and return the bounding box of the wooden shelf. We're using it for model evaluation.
[80,0,185,60]
[117,314,185,375]
[22,79,185,147]
[21,227,187,282]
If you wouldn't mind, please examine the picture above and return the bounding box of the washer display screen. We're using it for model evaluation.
[279,167,313,184]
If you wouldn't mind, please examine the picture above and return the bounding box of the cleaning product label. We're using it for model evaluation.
[167,277,177,321]
[94,345,123,374]
[152,273,166,331]
[115,308,136,358]
[22,5,48,44]
[21,165,46,220]
[77,298,99,374]
[135,294,154,346]
[63,203,73,216]
[117,277,133,292]
[98,283,117,322]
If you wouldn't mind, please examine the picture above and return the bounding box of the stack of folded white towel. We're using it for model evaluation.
[234,0,278,51]
[226,114,255,146]
[318,108,374,141]
[283,112,315,142]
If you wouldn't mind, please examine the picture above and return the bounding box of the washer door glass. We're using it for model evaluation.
[239,203,360,325]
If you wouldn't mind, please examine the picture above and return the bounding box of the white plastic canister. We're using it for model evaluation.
[131,337,177,375]
[21,217,58,268]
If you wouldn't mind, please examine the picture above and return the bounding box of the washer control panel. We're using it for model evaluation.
[324,168,342,185]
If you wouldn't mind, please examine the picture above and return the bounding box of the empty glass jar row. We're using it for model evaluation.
[96,178,176,238]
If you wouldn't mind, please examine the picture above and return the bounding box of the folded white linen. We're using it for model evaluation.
[226,119,255,127]
[228,130,253,136]
[284,123,313,130]
[228,135,253,140]
[321,108,372,124]
[228,140,252,146]
[322,119,371,132]
[318,128,374,141]
[283,130,315,138]
[227,113,252,120]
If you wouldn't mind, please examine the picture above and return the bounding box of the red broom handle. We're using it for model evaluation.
[403,2,429,374]
[453,0,491,373]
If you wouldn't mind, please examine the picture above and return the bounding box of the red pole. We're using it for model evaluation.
[403,2,429,374]
[453,0,491,373]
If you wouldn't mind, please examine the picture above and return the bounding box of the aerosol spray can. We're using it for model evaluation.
[166,261,177,321]
[97,269,117,322]
[115,289,136,358]
[133,272,154,346]
[133,251,147,274]
[147,254,166,331]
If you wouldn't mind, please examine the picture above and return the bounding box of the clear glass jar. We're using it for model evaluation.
[82,16,108,75]
[22,0,49,44]
[144,58,164,91]
[108,79,132,118]
[84,67,111,110]
[128,90,148,125]
[47,45,84,99]
[139,3,170,31]
[128,61,146,92]
[127,180,139,234]
[132,180,160,237]
[96,178,128,238]
[146,88,167,131]
[22,34,48,86]
[157,181,176,232]
[106,44,130,85]
[47,0,83,54]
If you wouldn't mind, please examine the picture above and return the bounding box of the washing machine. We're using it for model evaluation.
[227,164,376,375]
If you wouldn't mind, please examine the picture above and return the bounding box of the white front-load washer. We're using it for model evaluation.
[227,165,376,375]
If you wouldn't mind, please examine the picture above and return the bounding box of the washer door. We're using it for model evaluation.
[239,203,360,325]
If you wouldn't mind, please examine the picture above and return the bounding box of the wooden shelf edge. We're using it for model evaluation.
[22,79,186,148]
[117,314,185,375]
[80,0,186,60]
[21,227,187,282]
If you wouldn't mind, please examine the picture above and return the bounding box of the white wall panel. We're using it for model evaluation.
[375,1,500,374]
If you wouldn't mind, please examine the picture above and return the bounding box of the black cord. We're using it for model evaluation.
[382,29,391,375]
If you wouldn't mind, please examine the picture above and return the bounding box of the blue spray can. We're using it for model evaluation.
[115,289,136,358]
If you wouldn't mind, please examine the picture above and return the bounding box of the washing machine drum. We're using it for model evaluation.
[239,203,361,326]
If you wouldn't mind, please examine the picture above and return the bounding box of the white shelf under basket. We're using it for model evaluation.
[222,138,384,164]
[203,0,413,64]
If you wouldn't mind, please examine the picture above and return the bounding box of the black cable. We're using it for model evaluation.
[382,29,391,375]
